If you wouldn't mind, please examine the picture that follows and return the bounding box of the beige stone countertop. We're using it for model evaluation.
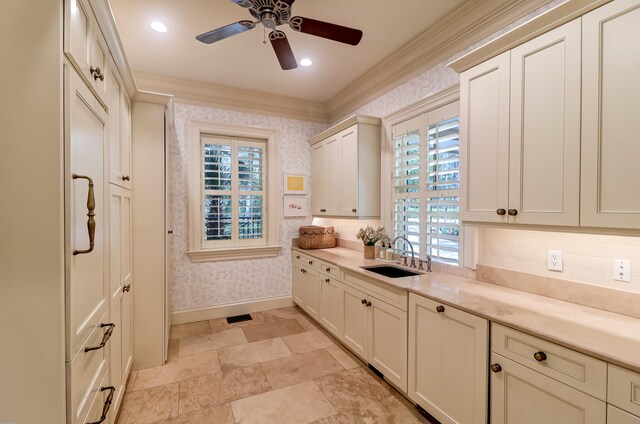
[292,246,640,374]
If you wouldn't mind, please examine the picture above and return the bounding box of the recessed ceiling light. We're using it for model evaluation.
[300,58,313,67]
[150,21,168,33]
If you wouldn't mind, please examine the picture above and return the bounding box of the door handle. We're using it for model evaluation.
[73,174,96,255]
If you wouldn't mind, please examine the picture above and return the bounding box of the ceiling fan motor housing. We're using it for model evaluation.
[245,0,292,27]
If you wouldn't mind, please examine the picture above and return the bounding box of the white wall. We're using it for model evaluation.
[168,103,326,312]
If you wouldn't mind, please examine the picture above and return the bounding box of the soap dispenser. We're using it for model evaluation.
[379,242,386,259]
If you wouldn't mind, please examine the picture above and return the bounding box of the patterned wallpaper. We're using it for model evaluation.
[168,0,566,312]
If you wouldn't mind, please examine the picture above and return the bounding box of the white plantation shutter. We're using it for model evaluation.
[391,101,461,263]
[201,135,266,248]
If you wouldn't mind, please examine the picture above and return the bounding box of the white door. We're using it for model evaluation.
[490,353,606,424]
[318,275,343,337]
[460,52,510,223]
[581,0,640,229]
[339,126,359,216]
[368,296,407,391]
[311,141,327,215]
[341,284,368,361]
[66,67,109,360]
[508,20,581,226]
[408,294,488,424]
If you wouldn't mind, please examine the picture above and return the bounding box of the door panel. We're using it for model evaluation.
[341,284,368,360]
[368,297,407,391]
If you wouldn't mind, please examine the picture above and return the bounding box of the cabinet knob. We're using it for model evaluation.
[508,209,518,216]
[325,278,330,283]
[496,209,506,216]
[122,175,131,181]
[296,255,300,259]
[361,298,367,304]
[90,66,104,81]
[491,363,502,373]
[167,230,173,235]
[122,284,131,293]
[534,351,547,362]
[325,267,330,272]
[436,305,445,313]
[301,269,306,274]
[352,209,357,213]
[308,260,313,265]
[365,300,372,307]
[320,209,327,213]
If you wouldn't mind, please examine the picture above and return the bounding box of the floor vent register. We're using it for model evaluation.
[226,314,253,324]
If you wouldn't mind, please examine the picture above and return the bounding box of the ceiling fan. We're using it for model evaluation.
[196,0,363,70]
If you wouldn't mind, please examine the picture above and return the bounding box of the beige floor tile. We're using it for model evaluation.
[380,393,430,423]
[241,318,305,342]
[179,328,248,356]
[178,364,272,414]
[261,349,345,389]
[282,330,336,354]
[231,380,336,424]
[169,320,211,339]
[167,338,180,363]
[117,383,179,424]
[325,345,363,370]
[218,338,292,371]
[155,404,234,424]
[125,371,137,393]
[177,349,222,381]
[263,306,319,331]
[131,363,180,391]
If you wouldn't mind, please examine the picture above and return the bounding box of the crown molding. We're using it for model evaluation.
[448,0,613,72]
[134,72,330,124]
[325,0,552,123]
[308,115,381,145]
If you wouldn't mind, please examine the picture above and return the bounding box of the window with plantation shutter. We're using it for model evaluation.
[392,101,461,264]
[189,121,280,262]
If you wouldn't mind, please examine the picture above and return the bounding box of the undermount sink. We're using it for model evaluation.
[360,265,422,278]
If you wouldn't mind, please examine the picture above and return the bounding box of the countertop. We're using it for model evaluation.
[292,246,640,374]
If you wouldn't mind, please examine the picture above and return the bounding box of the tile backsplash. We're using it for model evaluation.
[478,227,640,293]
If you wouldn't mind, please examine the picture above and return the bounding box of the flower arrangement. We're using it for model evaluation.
[356,225,385,246]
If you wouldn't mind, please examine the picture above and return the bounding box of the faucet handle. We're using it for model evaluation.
[418,260,424,271]
[401,256,408,266]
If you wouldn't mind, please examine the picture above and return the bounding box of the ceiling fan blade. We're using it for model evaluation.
[269,31,297,70]
[229,0,254,8]
[288,17,363,46]
[280,0,295,7]
[196,20,256,44]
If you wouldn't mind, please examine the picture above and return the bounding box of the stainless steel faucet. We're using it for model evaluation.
[392,236,417,269]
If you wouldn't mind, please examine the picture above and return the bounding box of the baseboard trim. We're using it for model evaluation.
[170,296,295,325]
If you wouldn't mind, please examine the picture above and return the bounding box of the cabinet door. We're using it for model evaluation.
[339,126,359,216]
[368,296,407,392]
[581,0,640,229]
[341,284,368,361]
[318,275,344,337]
[408,295,488,424]
[67,67,109,359]
[325,136,341,215]
[508,20,581,226]
[90,24,109,105]
[608,405,640,424]
[460,52,510,223]
[491,354,606,424]
[108,63,132,189]
[311,141,327,215]
[292,263,306,307]
[64,0,93,83]
[302,268,319,319]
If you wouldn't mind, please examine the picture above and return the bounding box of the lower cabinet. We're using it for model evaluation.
[292,258,319,319]
[318,273,343,337]
[408,294,489,424]
[609,405,640,424]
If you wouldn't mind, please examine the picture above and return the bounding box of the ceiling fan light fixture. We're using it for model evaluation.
[300,58,312,67]
[150,21,168,33]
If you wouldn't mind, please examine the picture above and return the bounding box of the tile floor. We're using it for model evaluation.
[116,306,431,424]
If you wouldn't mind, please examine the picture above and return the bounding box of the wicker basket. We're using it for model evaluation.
[298,225,336,249]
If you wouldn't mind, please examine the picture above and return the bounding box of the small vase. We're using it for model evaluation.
[363,245,376,259]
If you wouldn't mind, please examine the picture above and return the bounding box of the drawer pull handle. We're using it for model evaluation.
[491,363,502,373]
[436,305,445,313]
[85,323,116,352]
[308,260,313,265]
[534,351,547,362]
[86,386,115,424]
[325,267,330,272]
[325,278,330,283]
[496,209,506,216]
[73,174,96,255]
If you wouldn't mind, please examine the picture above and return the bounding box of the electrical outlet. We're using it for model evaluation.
[613,259,631,283]
[548,250,563,272]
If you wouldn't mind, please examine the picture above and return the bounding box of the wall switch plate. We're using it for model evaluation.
[548,250,563,272]
[613,259,631,283]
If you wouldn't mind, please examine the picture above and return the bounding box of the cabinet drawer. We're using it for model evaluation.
[491,324,607,400]
[609,364,640,417]
[608,405,640,424]
[68,309,112,424]
[82,366,113,424]
[319,260,340,278]
[342,270,407,311]
[292,251,319,271]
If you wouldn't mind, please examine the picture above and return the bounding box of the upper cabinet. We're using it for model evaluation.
[108,58,132,189]
[64,0,109,106]
[581,0,640,229]
[310,116,381,218]
[460,20,581,226]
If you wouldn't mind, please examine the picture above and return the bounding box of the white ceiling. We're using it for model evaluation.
[108,0,465,103]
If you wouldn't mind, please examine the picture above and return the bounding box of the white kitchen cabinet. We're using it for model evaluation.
[310,116,381,218]
[108,184,133,418]
[341,282,369,360]
[64,0,109,105]
[609,406,640,424]
[461,19,581,226]
[608,364,640,419]
[107,60,132,189]
[318,270,344,338]
[408,294,488,424]
[581,0,640,229]
[292,253,319,319]
[66,65,110,361]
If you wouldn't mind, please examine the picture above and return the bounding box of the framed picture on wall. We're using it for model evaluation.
[283,196,307,217]
[284,174,307,195]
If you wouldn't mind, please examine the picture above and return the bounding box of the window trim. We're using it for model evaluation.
[187,120,280,262]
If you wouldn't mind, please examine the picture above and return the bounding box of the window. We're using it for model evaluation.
[392,101,461,263]
[188,121,280,262]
